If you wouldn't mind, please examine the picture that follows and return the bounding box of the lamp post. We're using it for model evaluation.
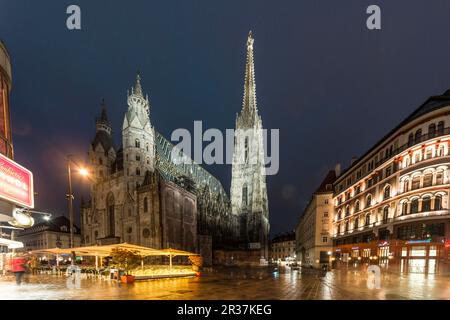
[66,155,89,249]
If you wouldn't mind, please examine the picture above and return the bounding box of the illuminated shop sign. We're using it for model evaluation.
[405,239,431,245]
[378,241,389,247]
[0,153,34,208]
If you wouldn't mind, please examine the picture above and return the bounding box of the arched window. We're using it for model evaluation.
[338,210,342,220]
[345,221,349,232]
[354,217,359,229]
[415,129,422,144]
[143,197,148,213]
[403,179,410,193]
[437,145,445,157]
[428,123,436,138]
[435,195,443,210]
[366,194,372,208]
[107,193,115,236]
[242,184,248,206]
[423,173,433,187]
[383,185,391,200]
[438,121,445,135]
[354,201,360,212]
[412,176,421,190]
[408,133,414,147]
[411,198,419,214]
[365,214,370,226]
[422,196,431,212]
[345,205,350,216]
[136,167,141,176]
[383,207,389,222]
[436,171,444,185]
[135,139,140,148]
[401,202,408,215]
[244,137,249,163]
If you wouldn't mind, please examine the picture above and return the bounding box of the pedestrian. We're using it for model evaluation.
[28,255,38,275]
[11,254,27,285]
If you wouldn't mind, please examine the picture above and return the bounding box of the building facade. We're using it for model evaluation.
[296,170,335,268]
[230,31,270,260]
[16,216,81,251]
[332,90,450,274]
[271,231,296,264]
[81,78,229,254]
[0,41,13,159]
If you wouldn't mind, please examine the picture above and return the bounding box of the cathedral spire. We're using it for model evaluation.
[134,71,143,97]
[242,30,257,115]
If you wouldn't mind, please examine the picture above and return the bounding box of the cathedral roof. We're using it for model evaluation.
[91,130,114,153]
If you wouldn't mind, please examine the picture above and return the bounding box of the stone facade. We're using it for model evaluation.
[230,31,270,260]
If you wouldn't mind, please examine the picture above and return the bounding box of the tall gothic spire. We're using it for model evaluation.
[242,30,257,114]
[134,71,143,97]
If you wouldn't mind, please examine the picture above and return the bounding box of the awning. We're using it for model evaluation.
[29,243,198,257]
[0,237,23,249]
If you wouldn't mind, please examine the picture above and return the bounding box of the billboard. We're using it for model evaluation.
[0,153,34,208]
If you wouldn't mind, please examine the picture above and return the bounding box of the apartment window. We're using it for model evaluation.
[435,195,443,210]
[323,212,329,218]
[324,199,329,204]
[425,148,432,160]
[423,173,432,187]
[408,133,414,146]
[385,166,392,177]
[365,215,370,226]
[436,172,444,185]
[414,129,422,144]
[411,199,419,214]
[437,145,445,157]
[383,185,391,200]
[354,217,359,229]
[428,123,436,138]
[412,176,421,190]
[368,178,373,188]
[422,196,431,212]
[383,207,389,222]
[355,185,361,194]
[322,236,328,243]
[403,179,410,193]
[345,205,350,216]
[135,139,140,148]
[366,194,372,208]
[355,201,360,212]
[438,121,445,135]
[136,154,141,161]
[136,167,141,176]
[401,202,408,215]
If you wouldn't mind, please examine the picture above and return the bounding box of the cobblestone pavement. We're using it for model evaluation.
[0,267,449,300]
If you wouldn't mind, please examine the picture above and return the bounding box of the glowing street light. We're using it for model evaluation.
[79,168,89,177]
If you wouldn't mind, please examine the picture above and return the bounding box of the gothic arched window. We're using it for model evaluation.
[244,137,249,163]
[107,193,115,236]
[242,184,248,206]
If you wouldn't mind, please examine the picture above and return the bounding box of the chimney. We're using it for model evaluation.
[335,163,341,177]
[351,156,358,165]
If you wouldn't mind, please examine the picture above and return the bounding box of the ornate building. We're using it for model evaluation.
[81,32,269,260]
[230,31,270,259]
[332,90,450,274]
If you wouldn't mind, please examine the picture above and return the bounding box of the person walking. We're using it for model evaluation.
[11,254,27,285]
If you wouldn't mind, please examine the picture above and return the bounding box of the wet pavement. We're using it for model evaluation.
[0,267,449,300]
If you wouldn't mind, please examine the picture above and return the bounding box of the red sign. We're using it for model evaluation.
[0,153,34,208]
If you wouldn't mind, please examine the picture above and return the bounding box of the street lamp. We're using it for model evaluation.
[66,155,90,249]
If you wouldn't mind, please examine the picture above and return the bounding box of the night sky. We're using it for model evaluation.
[2,0,450,237]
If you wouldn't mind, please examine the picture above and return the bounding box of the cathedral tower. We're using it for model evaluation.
[122,73,155,191]
[89,99,115,180]
[230,31,269,259]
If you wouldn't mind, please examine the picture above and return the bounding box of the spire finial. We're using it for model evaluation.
[134,71,143,96]
[242,31,257,116]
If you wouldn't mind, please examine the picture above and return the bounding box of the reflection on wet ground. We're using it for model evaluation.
[1,267,449,300]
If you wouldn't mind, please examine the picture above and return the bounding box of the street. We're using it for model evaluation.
[0,267,449,300]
